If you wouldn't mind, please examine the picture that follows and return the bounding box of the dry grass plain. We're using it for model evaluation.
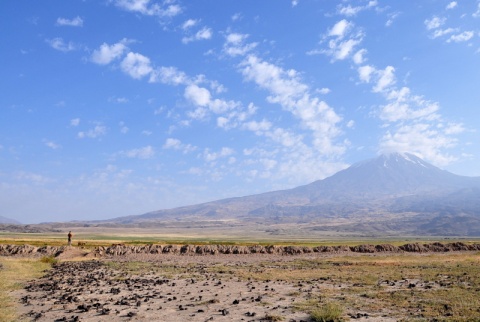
[1,231,480,321]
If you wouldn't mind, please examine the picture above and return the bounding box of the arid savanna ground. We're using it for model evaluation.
[1,231,480,321]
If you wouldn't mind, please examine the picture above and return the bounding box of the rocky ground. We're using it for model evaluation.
[4,242,480,321]
[14,253,395,322]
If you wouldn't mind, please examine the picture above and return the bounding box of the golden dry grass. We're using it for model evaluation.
[0,258,51,322]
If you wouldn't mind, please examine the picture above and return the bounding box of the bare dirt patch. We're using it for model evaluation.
[11,249,480,321]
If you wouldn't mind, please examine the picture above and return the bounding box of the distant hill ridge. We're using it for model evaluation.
[105,153,480,236]
[0,216,21,225]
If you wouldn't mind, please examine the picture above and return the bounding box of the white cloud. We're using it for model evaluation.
[432,27,457,39]
[161,4,182,17]
[182,19,198,30]
[317,20,363,62]
[335,39,362,60]
[15,172,52,185]
[91,40,128,65]
[56,16,83,27]
[149,66,188,85]
[184,84,211,107]
[240,55,344,156]
[242,119,272,134]
[268,128,303,148]
[358,64,396,93]
[444,122,465,135]
[424,16,446,30]
[163,138,196,153]
[182,27,213,44]
[120,52,153,79]
[43,140,61,150]
[163,138,182,149]
[183,83,240,120]
[186,107,208,120]
[373,66,395,93]
[357,65,375,83]
[379,123,459,167]
[423,15,475,42]
[47,38,76,52]
[317,87,331,94]
[196,27,213,41]
[353,49,367,64]
[473,3,480,18]
[446,2,457,10]
[337,2,379,17]
[241,55,308,104]
[372,80,464,168]
[385,12,400,27]
[113,0,181,17]
[215,102,257,130]
[338,5,363,17]
[328,19,352,38]
[77,125,107,139]
[231,13,242,21]
[223,33,257,57]
[123,146,155,159]
[203,147,235,162]
[379,87,439,122]
[70,118,80,126]
[447,31,474,43]
[209,98,238,114]
[109,96,129,103]
[226,33,248,45]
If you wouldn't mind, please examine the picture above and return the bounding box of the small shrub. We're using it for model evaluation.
[263,314,284,321]
[40,255,58,265]
[310,302,344,322]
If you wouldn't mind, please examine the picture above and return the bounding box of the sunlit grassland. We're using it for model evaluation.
[0,258,52,322]
[1,231,479,248]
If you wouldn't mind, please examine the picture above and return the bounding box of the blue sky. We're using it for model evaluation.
[1,0,480,224]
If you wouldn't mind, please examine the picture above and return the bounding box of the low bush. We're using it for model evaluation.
[40,255,58,265]
[310,302,344,322]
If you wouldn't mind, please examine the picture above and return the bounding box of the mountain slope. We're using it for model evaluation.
[108,153,480,235]
[296,153,479,199]
[0,215,21,224]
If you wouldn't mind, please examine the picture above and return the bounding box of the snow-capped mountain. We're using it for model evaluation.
[108,153,480,236]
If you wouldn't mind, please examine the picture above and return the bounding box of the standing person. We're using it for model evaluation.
[67,231,73,246]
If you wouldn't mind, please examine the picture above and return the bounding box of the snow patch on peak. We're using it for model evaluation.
[380,152,425,165]
[351,152,432,170]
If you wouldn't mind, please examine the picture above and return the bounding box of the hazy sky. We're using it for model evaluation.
[2,0,480,224]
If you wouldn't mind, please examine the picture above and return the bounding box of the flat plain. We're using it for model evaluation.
[1,230,480,321]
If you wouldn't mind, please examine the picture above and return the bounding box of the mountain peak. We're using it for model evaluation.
[309,152,466,198]
[351,152,435,171]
